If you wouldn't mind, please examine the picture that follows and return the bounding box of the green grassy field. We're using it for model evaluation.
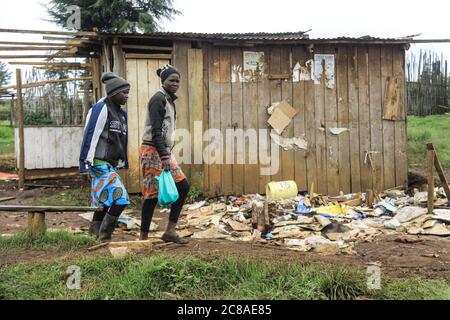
[1,231,449,300]
[408,114,450,169]
[0,119,14,156]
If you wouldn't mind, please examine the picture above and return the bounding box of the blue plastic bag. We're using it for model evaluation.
[156,171,179,206]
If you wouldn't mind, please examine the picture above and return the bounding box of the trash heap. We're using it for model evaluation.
[175,186,450,255]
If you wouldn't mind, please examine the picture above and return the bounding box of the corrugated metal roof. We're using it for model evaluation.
[103,31,412,44]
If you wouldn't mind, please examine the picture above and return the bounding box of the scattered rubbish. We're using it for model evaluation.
[228,220,251,232]
[394,237,424,244]
[109,247,130,258]
[297,200,314,214]
[188,200,207,210]
[420,223,450,236]
[264,233,274,240]
[384,219,401,229]
[394,206,427,223]
[432,209,450,223]
[266,181,298,201]
[315,204,350,217]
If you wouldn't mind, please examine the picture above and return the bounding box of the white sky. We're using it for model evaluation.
[1,0,449,84]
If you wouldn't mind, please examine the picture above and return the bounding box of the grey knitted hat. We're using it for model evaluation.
[101,72,130,97]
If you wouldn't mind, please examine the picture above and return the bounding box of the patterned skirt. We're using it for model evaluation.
[140,145,186,200]
[89,164,130,208]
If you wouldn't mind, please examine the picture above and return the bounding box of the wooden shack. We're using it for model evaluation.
[91,32,410,196]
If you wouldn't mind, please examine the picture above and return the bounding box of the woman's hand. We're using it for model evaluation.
[161,157,171,171]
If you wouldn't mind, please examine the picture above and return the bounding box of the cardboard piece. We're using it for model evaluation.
[267,100,297,134]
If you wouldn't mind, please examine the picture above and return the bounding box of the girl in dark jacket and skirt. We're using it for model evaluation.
[139,65,189,244]
[79,72,130,242]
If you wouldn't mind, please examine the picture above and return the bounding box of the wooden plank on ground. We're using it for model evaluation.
[219,48,233,194]
[393,46,408,188]
[230,47,244,195]
[368,46,384,193]
[291,46,307,192]
[348,48,361,192]
[336,46,351,194]
[280,46,295,183]
[357,46,373,191]
[381,46,396,190]
[188,49,205,191]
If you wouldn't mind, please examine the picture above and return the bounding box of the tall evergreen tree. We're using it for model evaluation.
[46,0,180,33]
[0,62,11,87]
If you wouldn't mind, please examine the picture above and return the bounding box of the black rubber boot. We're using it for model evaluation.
[88,221,102,238]
[98,214,119,242]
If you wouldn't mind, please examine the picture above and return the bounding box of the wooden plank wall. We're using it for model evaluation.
[15,126,83,169]
[201,44,407,196]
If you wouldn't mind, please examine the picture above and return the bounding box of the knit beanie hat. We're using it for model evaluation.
[101,72,130,97]
[157,64,180,82]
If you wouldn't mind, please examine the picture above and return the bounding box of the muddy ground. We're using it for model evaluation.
[1,175,449,282]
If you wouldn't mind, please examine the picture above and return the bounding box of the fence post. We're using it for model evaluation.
[16,69,25,190]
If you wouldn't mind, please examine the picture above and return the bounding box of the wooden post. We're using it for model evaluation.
[427,148,435,215]
[16,69,25,190]
[366,189,374,207]
[27,211,46,240]
[9,94,14,127]
[427,143,450,201]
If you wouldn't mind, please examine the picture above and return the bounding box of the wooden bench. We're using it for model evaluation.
[0,205,103,239]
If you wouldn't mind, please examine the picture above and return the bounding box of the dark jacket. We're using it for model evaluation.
[79,97,128,173]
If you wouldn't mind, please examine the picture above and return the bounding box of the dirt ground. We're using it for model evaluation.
[1,175,450,282]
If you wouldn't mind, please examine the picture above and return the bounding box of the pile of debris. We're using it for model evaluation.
[78,187,450,256]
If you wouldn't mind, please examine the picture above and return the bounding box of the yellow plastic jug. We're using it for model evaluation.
[266,181,298,201]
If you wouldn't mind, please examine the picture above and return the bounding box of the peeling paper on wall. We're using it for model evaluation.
[329,128,349,135]
[270,132,308,151]
[231,64,244,83]
[292,60,313,82]
[313,54,335,89]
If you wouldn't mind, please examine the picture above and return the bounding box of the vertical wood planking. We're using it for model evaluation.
[304,48,317,194]
[202,46,210,195]
[208,47,222,195]
[314,46,327,195]
[46,127,57,168]
[291,46,307,192]
[269,47,283,183]
[62,127,72,168]
[357,47,372,191]
[393,46,408,188]
[230,47,244,195]
[172,42,191,182]
[381,46,396,190]
[137,59,150,190]
[257,48,271,194]
[368,46,384,192]
[219,48,233,194]
[348,47,361,192]
[55,127,64,168]
[324,46,340,196]
[280,46,295,183]
[187,49,204,191]
[242,49,259,194]
[336,46,351,194]
[125,59,140,193]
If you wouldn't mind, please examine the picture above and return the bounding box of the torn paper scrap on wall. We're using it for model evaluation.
[292,60,313,82]
[267,100,298,135]
[313,54,335,89]
[231,64,244,83]
[270,132,308,151]
[329,128,349,135]
[243,51,266,82]
[267,101,281,115]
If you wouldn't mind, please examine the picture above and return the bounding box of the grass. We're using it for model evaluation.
[32,186,90,207]
[408,114,450,169]
[0,230,96,253]
[0,119,14,156]
[0,254,448,300]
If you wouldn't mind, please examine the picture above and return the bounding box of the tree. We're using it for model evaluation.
[46,0,180,33]
[0,62,11,87]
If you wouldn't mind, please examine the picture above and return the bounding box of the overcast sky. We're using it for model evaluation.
[1,0,449,84]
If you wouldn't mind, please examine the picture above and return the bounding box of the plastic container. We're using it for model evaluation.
[266,181,298,201]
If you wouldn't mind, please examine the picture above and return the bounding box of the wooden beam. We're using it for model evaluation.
[0,205,103,212]
[411,39,450,43]
[0,76,92,90]
[16,69,24,190]
[0,41,73,46]
[0,28,97,37]
[124,53,172,59]
[8,62,90,67]
[43,36,95,41]
[121,44,172,51]
[427,143,450,201]
[0,54,95,59]
[0,46,71,51]
[427,148,435,215]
